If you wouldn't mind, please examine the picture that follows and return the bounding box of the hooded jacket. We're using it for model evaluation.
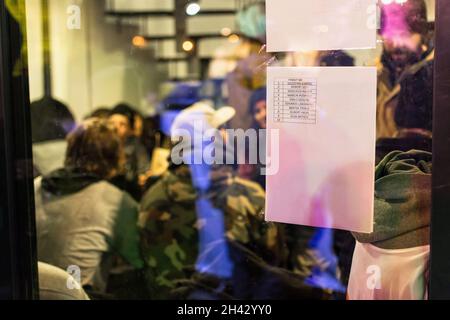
[35,168,143,293]
[353,150,431,249]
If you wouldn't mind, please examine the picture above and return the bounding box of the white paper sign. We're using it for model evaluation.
[266,0,377,52]
[265,67,377,233]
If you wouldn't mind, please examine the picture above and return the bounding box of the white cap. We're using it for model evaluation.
[170,102,236,142]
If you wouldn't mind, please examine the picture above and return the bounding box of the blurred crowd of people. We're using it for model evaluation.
[31,0,434,300]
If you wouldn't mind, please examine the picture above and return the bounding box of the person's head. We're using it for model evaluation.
[30,97,76,143]
[237,2,266,43]
[249,87,267,129]
[319,51,355,67]
[86,108,111,120]
[109,103,137,140]
[65,119,124,179]
[380,0,429,38]
[171,102,236,191]
[171,102,236,142]
[380,0,429,75]
[170,102,236,162]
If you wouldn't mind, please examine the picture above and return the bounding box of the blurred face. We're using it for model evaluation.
[254,100,267,129]
[109,114,131,140]
[383,32,423,60]
[380,3,426,73]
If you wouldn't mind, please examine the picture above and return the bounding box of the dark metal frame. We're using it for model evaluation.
[0,0,38,300]
[430,0,450,300]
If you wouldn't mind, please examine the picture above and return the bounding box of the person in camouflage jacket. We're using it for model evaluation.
[138,162,280,299]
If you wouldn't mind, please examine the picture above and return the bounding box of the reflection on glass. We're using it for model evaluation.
[24,0,434,301]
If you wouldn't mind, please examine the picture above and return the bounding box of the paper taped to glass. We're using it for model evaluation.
[265,67,377,233]
[266,0,377,52]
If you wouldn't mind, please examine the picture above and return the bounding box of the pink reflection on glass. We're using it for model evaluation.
[381,3,418,50]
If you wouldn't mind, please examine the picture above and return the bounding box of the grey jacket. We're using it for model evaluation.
[35,171,144,293]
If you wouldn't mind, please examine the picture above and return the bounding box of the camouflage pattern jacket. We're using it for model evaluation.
[138,164,279,298]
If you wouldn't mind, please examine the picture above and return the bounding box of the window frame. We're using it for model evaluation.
[0,0,39,300]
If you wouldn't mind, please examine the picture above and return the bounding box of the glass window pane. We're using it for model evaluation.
[22,0,435,300]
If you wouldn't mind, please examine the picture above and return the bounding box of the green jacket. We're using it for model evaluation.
[353,150,432,249]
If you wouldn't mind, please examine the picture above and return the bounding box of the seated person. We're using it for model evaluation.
[109,103,151,200]
[139,102,282,299]
[35,119,144,295]
[238,87,267,189]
